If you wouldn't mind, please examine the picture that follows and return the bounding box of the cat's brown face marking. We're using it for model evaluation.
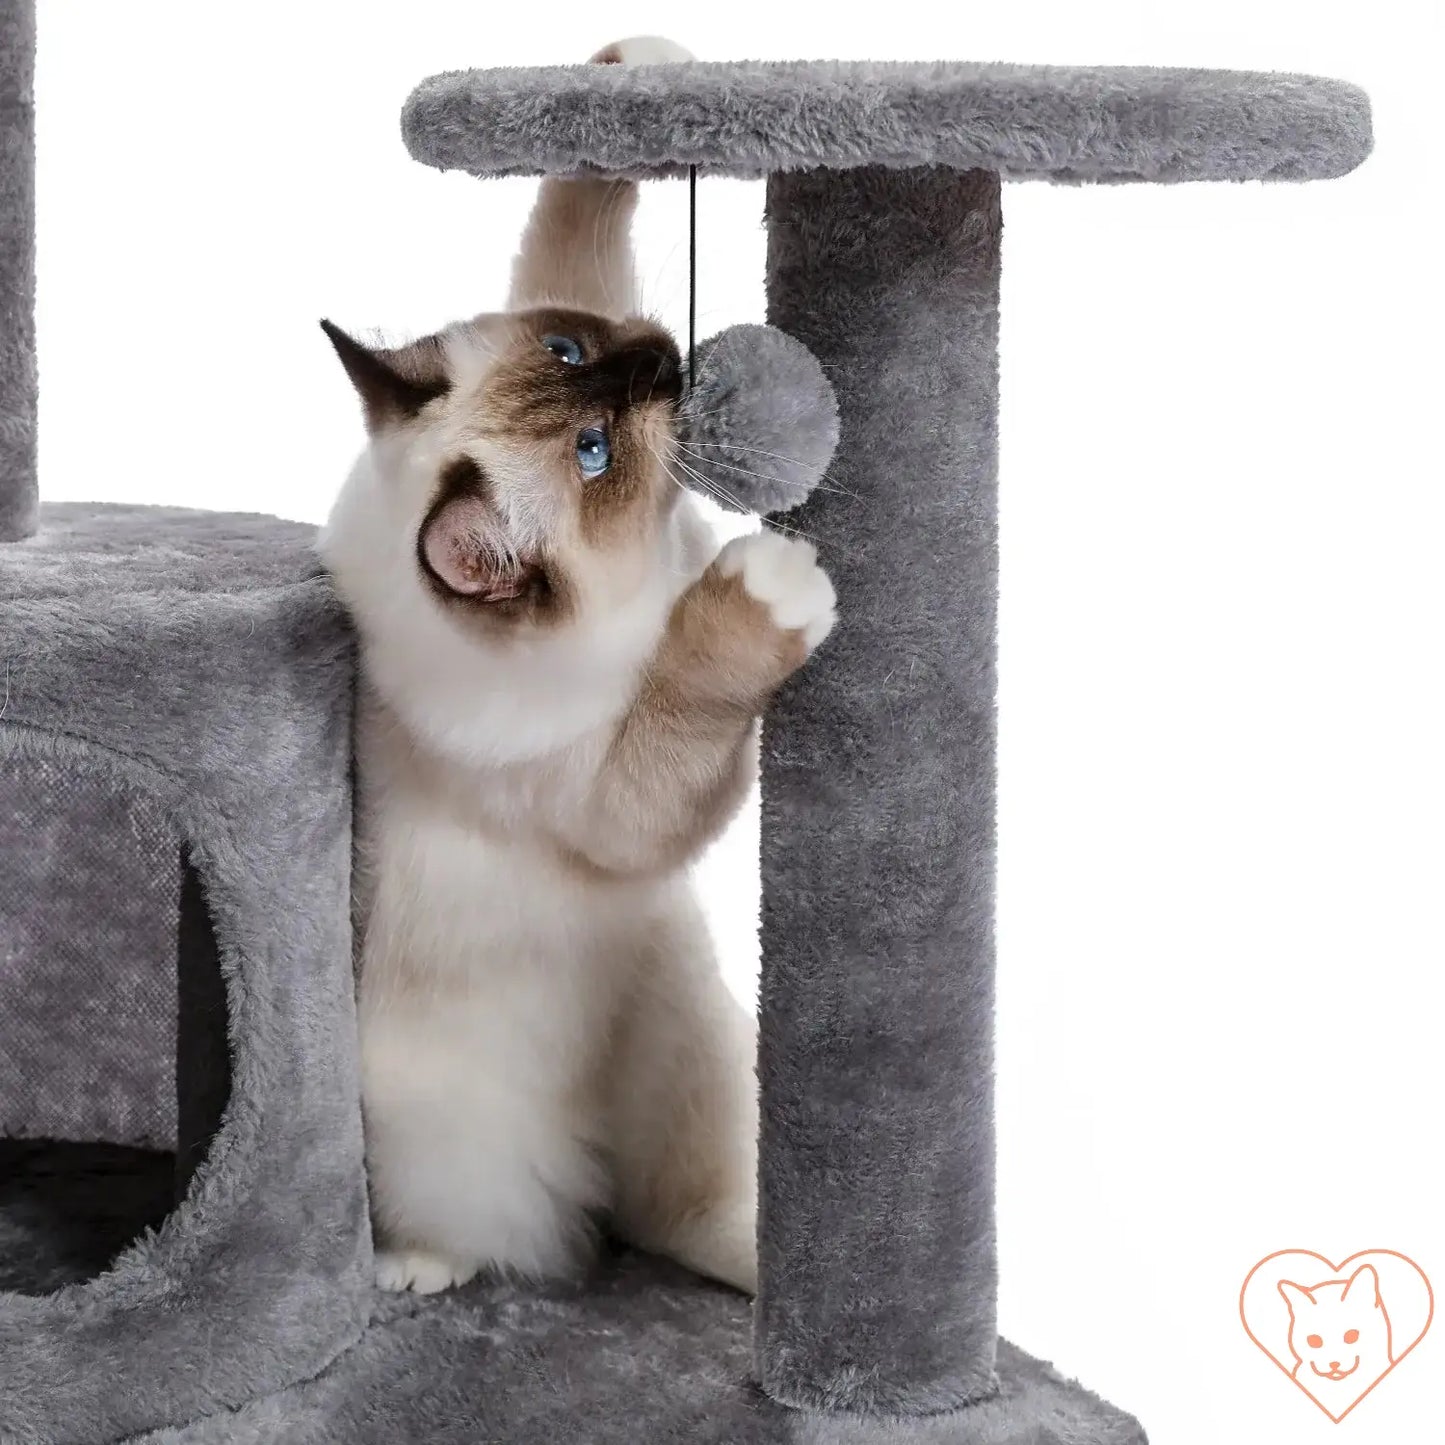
[325,308,684,633]
[475,308,683,552]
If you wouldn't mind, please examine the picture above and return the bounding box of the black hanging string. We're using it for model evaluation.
[688,164,698,391]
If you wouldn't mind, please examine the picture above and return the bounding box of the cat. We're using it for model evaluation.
[317,35,836,1297]
[1278,1264,1395,1415]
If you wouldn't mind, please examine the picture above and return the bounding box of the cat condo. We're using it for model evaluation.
[0,2,1370,1439]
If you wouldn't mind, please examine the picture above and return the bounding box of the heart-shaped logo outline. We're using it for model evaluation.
[1239,1249,1434,1423]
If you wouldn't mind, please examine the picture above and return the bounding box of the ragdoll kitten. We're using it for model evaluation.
[318,36,835,1297]
[1278,1265,1395,1414]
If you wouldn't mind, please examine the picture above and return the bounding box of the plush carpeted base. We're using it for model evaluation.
[0,1144,1144,1444]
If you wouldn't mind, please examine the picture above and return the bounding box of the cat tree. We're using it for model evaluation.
[0,8,1370,1440]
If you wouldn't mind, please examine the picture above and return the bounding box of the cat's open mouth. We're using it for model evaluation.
[1310,1357,1360,1380]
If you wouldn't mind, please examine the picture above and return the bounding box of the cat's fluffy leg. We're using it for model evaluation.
[608,886,759,1294]
[506,37,694,317]
[362,991,607,1291]
[506,176,639,319]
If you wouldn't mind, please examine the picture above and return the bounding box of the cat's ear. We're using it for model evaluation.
[1341,1264,1382,1308]
[1278,1280,1316,1314]
[417,457,539,605]
[321,320,450,433]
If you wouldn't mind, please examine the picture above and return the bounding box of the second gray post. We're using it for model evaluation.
[0,0,37,543]
[757,165,1003,1416]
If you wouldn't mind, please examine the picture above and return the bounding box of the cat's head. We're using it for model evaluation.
[1278,1266,1393,1381]
[320,307,685,633]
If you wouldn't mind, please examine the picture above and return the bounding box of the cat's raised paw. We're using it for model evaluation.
[375,1248,477,1295]
[717,531,836,652]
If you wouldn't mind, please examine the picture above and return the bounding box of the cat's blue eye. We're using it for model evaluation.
[543,335,583,366]
[576,427,611,478]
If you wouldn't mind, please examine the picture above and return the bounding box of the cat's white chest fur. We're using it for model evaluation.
[361,803,631,1075]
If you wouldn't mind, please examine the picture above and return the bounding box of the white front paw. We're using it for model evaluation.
[716,531,837,652]
[375,1248,477,1295]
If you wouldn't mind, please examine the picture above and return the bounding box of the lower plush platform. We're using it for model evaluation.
[1,1144,1144,1445]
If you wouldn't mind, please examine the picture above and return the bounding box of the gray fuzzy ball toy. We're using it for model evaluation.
[676,323,838,515]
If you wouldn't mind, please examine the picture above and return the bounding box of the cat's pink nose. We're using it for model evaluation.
[1329,1361,1341,1370]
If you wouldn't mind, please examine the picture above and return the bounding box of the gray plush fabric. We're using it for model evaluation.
[403,58,1372,185]
[0,1158,1143,1445]
[0,1141,1141,1443]
[758,166,1002,1417]
[0,756,178,1149]
[0,1149,1144,1445]
[0,1140,1141,1443]
[0,0,36,542]
[0,505,368,1445]
[679,323,839,515]
[129,1261,1143,1445]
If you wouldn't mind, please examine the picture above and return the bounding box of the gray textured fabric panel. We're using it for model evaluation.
[403,58,1371,184]
[757,167,1001,1415]
[0,755,179,1148]
[0,0,36,542]
[0,505,368,1445]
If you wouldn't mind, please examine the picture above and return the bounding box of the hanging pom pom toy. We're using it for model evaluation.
[675,323,838,516]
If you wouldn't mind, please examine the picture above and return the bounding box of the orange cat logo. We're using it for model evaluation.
[1240,1250,1433,1422]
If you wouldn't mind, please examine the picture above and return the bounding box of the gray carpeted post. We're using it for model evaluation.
[0,0,36,543]
[757,166,1003,1414]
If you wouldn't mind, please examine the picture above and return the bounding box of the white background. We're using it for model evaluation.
[34,4,1442,1442]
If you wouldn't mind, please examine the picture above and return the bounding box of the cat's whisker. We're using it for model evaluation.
[674,446,865,566]
[648,442,754,555]
[766,514,865,566]
[674,396,772,427]
[676,444,857,501]
[667,451,750,515]
[677,448,798,493]
[680,438,850,486]
[667,457,741,515]
[681,328,741,387]
[679,439,821,467]
[668,454,750,518]
[584,176,629,316]
[634,236,685,322]
[645,440,707,527]
[589,191,608,314]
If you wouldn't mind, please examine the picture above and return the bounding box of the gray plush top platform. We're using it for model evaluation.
[403,59,1372,184]
[4,504,321,601]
